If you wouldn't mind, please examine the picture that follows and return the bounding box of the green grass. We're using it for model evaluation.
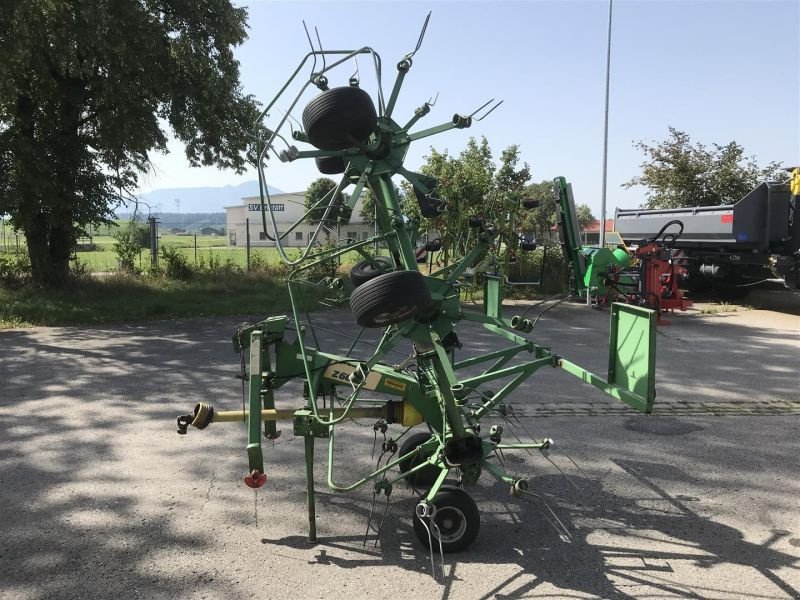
[0,273,331,328]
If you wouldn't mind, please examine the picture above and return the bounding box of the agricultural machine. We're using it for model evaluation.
[176,15,658,571]
[556,179,691,322]
[615,177,800,294]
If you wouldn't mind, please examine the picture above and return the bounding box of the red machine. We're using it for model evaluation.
[629,220,692,324]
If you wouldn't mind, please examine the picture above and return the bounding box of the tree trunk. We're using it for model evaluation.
[24,213,71,288]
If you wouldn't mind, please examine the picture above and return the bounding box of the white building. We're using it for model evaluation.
[225,192,375,247]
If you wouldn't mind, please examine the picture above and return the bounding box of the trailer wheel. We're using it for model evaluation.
[315,155,347,174]
[398,432,440,488]
[413,485,480,553]
[350,270,431,328]
[349,256,393,288]
[302,87,377,150]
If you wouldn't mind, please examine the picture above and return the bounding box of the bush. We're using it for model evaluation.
[506,245,567,295]
[0,253,31,288]
[160,246,194,280]
[113,222,149,273]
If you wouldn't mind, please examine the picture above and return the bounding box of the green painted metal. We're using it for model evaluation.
[176,17,660,550]
[246,331,264,475]
[608,302,657,412]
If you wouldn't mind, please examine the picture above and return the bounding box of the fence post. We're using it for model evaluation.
[148,216,159,269]
[194,234,197,263]
[246,218,250,272]
[540,244,548,288]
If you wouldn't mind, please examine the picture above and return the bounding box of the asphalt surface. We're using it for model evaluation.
[1,301,798,599]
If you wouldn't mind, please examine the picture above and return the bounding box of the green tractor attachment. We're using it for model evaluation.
[176,13,657,570]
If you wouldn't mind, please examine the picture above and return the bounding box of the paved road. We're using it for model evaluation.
[1,303,798,599]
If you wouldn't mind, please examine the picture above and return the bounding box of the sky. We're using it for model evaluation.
[137,0,800,217]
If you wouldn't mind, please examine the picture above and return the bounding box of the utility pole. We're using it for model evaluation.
[600,0,613,247]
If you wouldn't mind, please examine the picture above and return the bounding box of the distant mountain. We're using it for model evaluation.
[135,180,283,213]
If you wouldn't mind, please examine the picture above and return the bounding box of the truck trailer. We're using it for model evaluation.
[614,181,800,293]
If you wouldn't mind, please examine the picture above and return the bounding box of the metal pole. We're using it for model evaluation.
[304,435,317,542]
[600,0,613,248]
[246,218,251,272]
[148,217,158,269]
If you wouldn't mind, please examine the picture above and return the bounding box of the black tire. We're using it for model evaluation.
[302,87,377,151]
[315,155,346,175]
[350,256,393,288]
[398,432,440,488]
[413,485,480,553]
[350,270,431,328]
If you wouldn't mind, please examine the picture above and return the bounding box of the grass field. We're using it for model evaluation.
[0,272,331,328]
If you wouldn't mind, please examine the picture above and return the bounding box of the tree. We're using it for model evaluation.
[305,178,351,227]
[359,184,405,228]
[522,180,558,238]
[402,137,496,263]
[0,1,260,286]
[624,127,782,209]
[575,204,595,230]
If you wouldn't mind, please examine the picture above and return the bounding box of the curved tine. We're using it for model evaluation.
[402,11,431,62]
[302,21,318,77]
[474,99,504,122]
[371,51,385,115]
[428,91,439,106]
[468,98,494,118]
[349,56,360,86]
[314,27,326,73]
[277,108,303,136]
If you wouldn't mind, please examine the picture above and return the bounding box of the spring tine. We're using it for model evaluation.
[500,414,533,456]
[542,453,582,493]
[520,490,572,542]
[374,490,392,547]
[363,490,378,546]
[402,11,431,62]
[314,27,326,72]
[428,91,439,106]
[430,519,445,579]
[468,98,494,119]
[349,56,360,86]
[418,515,436,577]
[302,21,317,76]
[566,454,593,483]
[474,99,504,121]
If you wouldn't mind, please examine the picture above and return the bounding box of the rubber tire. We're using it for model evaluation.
[350,256,393,288]
[398,432,440,488]
[302,87,377,151]
[315,155,346,175]
[350,270,432,328]
[413,485,480,553]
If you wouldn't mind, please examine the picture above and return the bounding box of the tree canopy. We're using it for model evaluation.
[401,137,547,265]
[624,127,782,209]
[575,204,595,230]
[0,0,260,286]
[304,178,351,227]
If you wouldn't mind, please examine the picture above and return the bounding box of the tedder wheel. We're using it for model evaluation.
[398,432,441,488]
[350,256,393,287]
[302,86,377,151]
[349,270,431,328]
[314,155,346,175]
[413,485,480,553]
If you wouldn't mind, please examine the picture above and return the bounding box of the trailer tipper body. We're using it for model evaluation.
[615,181,800,290]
